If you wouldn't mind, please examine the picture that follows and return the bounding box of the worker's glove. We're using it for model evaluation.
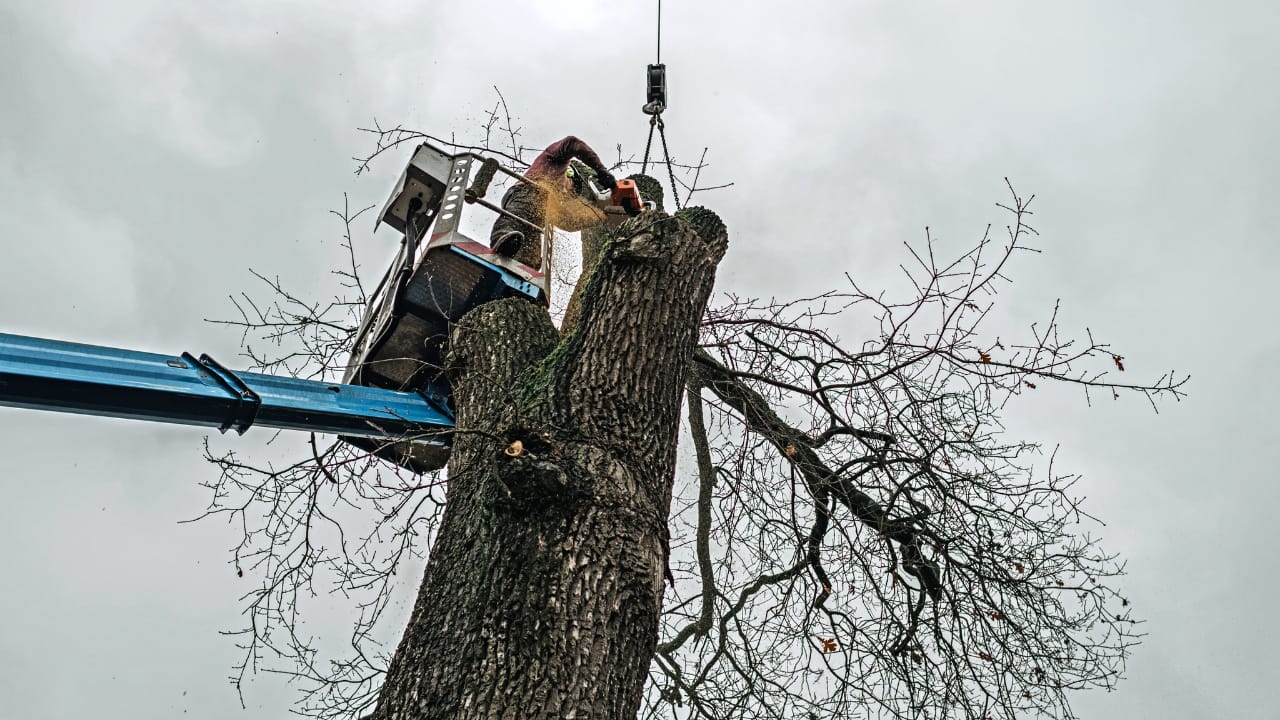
[596,170,618,191]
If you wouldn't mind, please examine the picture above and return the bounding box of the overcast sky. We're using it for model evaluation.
[2,1,1277,718]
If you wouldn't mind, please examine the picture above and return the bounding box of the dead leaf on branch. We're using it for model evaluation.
[819,637,838,653]
[979,351,992,364]
[784,444,798,457]
[1112,354,1125,371]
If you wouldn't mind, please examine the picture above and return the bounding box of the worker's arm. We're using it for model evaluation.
[546,136,616,189]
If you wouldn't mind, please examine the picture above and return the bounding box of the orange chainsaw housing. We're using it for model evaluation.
[611,179,644,215]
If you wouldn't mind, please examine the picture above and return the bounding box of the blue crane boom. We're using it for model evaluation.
[0,332,454,448]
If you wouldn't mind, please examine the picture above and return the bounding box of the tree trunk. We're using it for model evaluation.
[372,207,727,720]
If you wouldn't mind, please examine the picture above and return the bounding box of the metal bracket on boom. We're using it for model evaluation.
[182,352,261,434]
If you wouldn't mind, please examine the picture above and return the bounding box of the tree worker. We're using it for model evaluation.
[489,136,617,267]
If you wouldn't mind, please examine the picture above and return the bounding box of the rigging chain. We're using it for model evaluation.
[656,117,680,209]
[640,116,681,210]
[642,117,656,175]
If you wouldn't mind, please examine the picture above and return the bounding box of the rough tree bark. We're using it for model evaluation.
[370,205,728,719]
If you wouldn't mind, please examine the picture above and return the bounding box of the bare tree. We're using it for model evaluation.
[201,111,1185,719]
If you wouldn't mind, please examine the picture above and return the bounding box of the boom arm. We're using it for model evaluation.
[0,332,454,446]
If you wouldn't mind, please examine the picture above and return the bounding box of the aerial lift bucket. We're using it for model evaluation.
[341,143,549,473]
